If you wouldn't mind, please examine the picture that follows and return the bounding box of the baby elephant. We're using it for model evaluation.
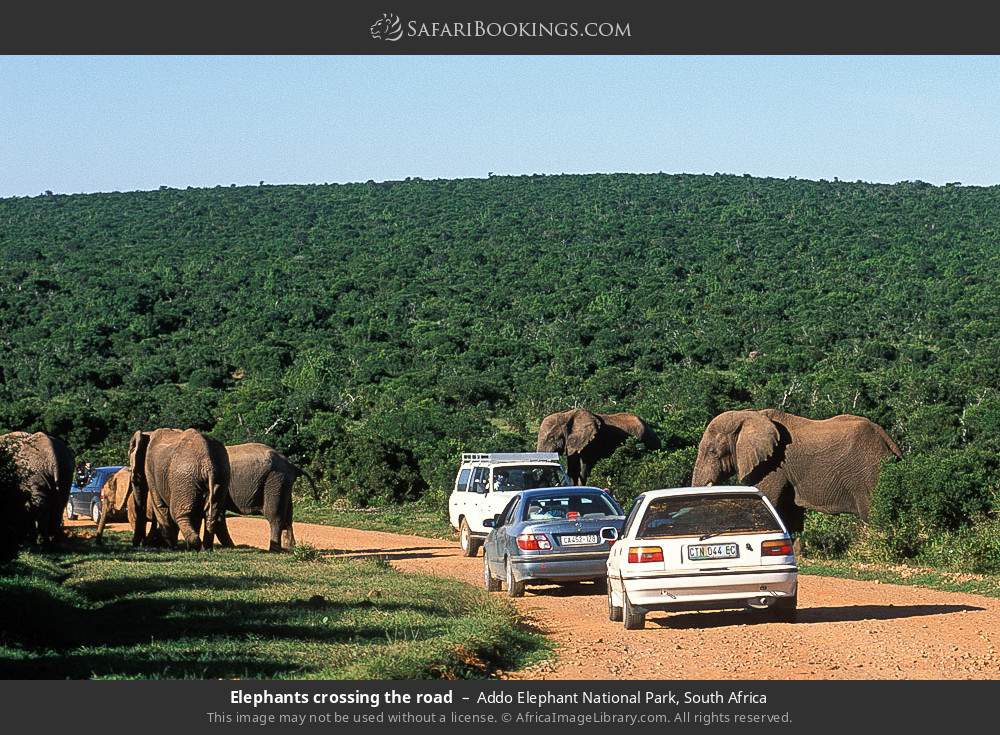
[216,443,319,552]
[94,467,133,543]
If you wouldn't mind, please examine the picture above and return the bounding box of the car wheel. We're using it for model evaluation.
[91,502,101,523]
[505,558,525,598]
[459,519,480,557]
[623,590,646,630]
[607,580,623,622]
[483,554,501,592]
[65,502,77,521]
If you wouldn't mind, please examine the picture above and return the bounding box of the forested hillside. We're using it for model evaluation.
[2,174,999,566]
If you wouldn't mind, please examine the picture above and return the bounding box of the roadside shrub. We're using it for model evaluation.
[916,518,1000,573]
[326,431,427,507]
[589,444,698,507]
[291,542,323,562]
[870,449,999,561]
[799,512,859,558]
[0,444,30,566]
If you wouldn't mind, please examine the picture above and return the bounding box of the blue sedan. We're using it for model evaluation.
[66,466,124,522]
[482,486,625,597]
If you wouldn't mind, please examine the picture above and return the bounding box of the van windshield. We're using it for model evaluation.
[491,465,569,492]
[637,494,782,539]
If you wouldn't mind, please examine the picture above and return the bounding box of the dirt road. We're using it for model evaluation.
[92,517,1000,679]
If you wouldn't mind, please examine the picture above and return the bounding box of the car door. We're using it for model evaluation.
[449,465,471,529]
[466,466,489,529]
[489,495,521,575]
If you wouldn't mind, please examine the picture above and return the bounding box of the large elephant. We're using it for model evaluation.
[215,443,320,552]
[94,467,133,543]
[128,428,230,550]
[0,431,75,543]
[536,409,661,485]
[691,409,902,532]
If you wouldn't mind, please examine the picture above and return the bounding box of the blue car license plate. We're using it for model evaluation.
[561,534,598,546]
[687,543,739,561]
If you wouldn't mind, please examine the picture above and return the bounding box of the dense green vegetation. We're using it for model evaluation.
[0,535,546,679]
[2,173,999,568]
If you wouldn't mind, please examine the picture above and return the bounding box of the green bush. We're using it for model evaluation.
[871,449,999,560]
[326,430,427,507]
[916,519,1000,573]
[0,444,30,565]
[589,444,698,507]
[799,512,859,558]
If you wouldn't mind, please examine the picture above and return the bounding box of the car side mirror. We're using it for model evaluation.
[600,527,619,543]
[483,518,495,529]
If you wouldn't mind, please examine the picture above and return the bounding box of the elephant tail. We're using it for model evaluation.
[293,465,321,501]
[874,424,903,459]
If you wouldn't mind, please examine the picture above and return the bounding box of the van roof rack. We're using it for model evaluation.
[461,452,561,463]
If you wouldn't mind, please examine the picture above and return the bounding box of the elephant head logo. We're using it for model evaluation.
[370,12,403,41]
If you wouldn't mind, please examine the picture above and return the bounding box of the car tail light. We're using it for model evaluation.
[517,533,552,551]
[762,539,794,556]
[628,546,664,563]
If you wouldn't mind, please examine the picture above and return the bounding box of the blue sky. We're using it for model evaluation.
[2,56,1000,197]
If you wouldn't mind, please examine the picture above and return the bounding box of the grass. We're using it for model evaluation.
[0,532,549,680]
[293,497,456,539]
[800,558,1000,600]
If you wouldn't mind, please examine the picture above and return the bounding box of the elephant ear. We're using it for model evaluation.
[115,471,133,511]
[734,412,780,481]
[566,410,601,455]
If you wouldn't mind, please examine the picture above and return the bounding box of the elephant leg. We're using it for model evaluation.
[566,454,582,485]
[280,491,295,550]
[174,513,202,550]
[214,516,235,548]
[267,516,283,552]
[578,459,591,486]
[95,498,111,544]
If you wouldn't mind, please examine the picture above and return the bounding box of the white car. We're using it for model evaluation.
[448,452,570,557]
[606,486,798,629]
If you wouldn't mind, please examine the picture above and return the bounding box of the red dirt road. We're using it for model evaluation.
[92,518,1000,679]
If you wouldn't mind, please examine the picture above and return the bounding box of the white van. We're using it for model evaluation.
[449,452,570,556]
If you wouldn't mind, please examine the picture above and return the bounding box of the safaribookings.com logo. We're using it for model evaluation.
[370,13,631,42]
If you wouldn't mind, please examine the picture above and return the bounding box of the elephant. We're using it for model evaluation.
[691,409,902,533]
[214,443,320,552]
[0,431,75,543]
[94,467,133,543]
[128,428,230,550]
[536,409,661,485]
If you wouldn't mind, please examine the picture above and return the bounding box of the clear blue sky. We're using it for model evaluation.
[2,55,1000,197]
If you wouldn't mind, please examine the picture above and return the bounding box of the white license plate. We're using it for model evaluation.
[561,534,598,546]
[688,543,739,561]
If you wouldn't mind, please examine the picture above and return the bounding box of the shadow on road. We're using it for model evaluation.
[525,582,606,598]
[651,603,986,629]
[320,546,454,561]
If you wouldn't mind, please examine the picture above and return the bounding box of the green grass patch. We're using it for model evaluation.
[294,497,456,540]
[801,558,1000,600]
[0,533,548,679]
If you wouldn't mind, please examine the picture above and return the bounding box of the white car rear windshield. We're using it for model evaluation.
[637,494,782,539]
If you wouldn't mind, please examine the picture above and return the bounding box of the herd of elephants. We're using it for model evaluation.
[1,406,902,552]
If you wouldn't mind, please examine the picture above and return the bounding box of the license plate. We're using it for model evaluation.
[561,534,598,546]
[688,543,739,561]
